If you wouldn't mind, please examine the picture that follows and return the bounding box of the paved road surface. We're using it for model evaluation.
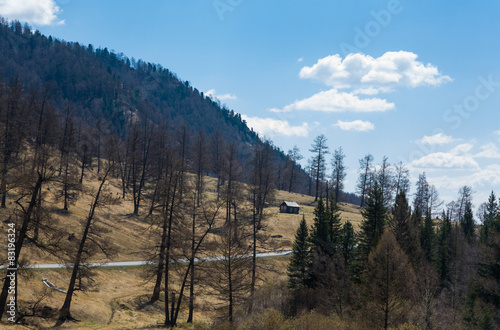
[0,249,293,270]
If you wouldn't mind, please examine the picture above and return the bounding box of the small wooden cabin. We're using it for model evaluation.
[279,201,300,214]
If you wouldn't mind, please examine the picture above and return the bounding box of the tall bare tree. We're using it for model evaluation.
[377,156,394,207]
[56,166,118,326]
[331,147,347,203]
[357,154,374,207]
[309,135,329,201]
[394,161,410,199]
[205,221,252,323]
[286,145,303,193]
[248,141,275,313]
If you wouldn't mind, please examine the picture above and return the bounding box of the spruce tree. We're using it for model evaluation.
[465,195,500,327]
[480,191,497,243]
[328,191,342,252]
[390,192,420,266]
[311,196,330,255]
[420,211,435,263]
[461,201,475,243]
[436,210,452,282]
[359,181,387,262]
[288,216,312,290]
[341,221,356,268]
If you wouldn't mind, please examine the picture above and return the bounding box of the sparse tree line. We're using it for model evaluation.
[286,180,500,329]
[305,134,445,214]
[0,77,285,327]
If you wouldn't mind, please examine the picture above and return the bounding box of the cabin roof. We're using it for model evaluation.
[281,201,300,208]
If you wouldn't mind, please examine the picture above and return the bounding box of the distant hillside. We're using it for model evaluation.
[0,19,309,193]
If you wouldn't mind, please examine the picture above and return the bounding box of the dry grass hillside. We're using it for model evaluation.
[0,167,363,266]
[267,190,363,248]
[0,166,363,328]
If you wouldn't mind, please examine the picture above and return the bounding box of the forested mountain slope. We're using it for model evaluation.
[0,19,308,192]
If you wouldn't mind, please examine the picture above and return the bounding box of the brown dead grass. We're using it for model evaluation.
[0,163,363,328]
[266,190,363,247]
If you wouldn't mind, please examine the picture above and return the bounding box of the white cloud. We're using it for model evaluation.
[474,143,500,159]
[241,115,309,137]
[411,152,479,169]
[205,89,237,101]
[418,133,457,146]
[269,88,395,113]
[297,57,303,63]
[411,143,479,169]
[299,51,452,92]
[450,143,474,155]
[271,51,450,115]
[469,164,500,187]
[0,0,64,25]
[431,165,500,191]
[333,120,374,132]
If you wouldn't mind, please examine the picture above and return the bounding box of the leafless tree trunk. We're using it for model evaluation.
[0,175,43,320]
[248,141,275,313]
[56,168,112,326]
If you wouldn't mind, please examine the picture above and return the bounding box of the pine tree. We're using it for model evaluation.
[420,211,435,263]
[390,192,420,266]
[327,191,342,252]
[436,210,452,282]
[311,196,330,255]
[288,216,312,290]
[359,181,387,262]
[341,221,356,267]
[461,201,475,243]
[464,193,500,328]
[480,191,497,243]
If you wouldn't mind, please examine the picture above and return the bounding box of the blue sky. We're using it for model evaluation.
[2,0,500,211]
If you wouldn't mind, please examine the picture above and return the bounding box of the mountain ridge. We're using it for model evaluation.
[0,18,309,193]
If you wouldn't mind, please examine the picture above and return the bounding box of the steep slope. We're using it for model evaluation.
[0,19,309,192]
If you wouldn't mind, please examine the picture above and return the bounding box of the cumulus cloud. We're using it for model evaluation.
[411,153,479,169]
[474,143,500,159]
[271,51,450,115]
[333,120,374,132]
[411,143,479,169]
[241,115,309,137]
[418,133,457,146]
[431,164,500,191]
[450,143,474,154]
[269,89,394,113]
[0,0,64,25]
[205,89,237,101]
[299,51,452,92]
[468,164,500,187]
